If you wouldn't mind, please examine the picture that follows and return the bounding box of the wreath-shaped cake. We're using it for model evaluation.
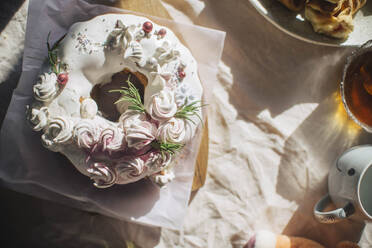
[26,14,204,188]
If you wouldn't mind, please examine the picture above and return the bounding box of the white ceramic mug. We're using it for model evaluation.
[314,145,372,223]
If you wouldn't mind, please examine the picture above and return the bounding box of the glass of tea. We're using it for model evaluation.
[341,40,372,132]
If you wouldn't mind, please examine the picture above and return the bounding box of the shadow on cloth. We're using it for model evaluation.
[0,0,25,33]
[0,56,22,128]
[0,183,162,248]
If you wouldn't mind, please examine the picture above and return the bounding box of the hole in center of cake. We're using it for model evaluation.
[90,70,146,122]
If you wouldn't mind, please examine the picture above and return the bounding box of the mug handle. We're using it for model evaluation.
[314,194,355,224]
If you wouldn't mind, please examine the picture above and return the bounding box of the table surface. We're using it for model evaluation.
[1,0,372,248]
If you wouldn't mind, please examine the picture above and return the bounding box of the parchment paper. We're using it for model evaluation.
[0,0,225,230]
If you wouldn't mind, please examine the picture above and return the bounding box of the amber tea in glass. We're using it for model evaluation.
[341,41,372,132]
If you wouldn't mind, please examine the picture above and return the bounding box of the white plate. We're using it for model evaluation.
[249,0,372,47]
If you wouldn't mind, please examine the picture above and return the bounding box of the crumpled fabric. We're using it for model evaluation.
[159,0,372,247]
[1,0,372,247]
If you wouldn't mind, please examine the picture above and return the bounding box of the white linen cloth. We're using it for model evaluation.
[0,0,371,247]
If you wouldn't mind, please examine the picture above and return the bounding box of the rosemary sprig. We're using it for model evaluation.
[175,100,206,125]
[151,140,184,157]
[47,32,66,74]
[109,75,145,113]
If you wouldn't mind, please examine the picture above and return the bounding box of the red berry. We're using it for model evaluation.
[158,28,166,37]
[178,70,186,79]
[57,73,68,85]
[142,21,153,33]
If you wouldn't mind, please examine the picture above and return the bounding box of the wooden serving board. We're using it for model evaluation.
[116,0,209,192]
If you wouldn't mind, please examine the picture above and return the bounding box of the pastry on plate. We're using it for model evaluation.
[305,0,366,39]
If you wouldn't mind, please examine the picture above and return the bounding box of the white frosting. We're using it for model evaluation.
[144,74,166,106]
[148,151,174,187]
[154,40,180,66]
[27,14,203,187]
[80,98,98,119]
[33,73,58,102]
[150,170,175,187]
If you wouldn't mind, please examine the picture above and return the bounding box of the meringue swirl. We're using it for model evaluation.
[116,158,146,184]
[155,41,180,65]
[33,73,58,102]
[145,89,177,122]
[99,126,124,152]
[156,117,187,144]
[87,163,117,188]
[73,121,99,149]
[29,107,49,131]
[41,116,73,150]
[106,20,129,51]
[120,111,156,150]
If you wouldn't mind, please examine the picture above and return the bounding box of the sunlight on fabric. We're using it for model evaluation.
[272,103,318,138]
